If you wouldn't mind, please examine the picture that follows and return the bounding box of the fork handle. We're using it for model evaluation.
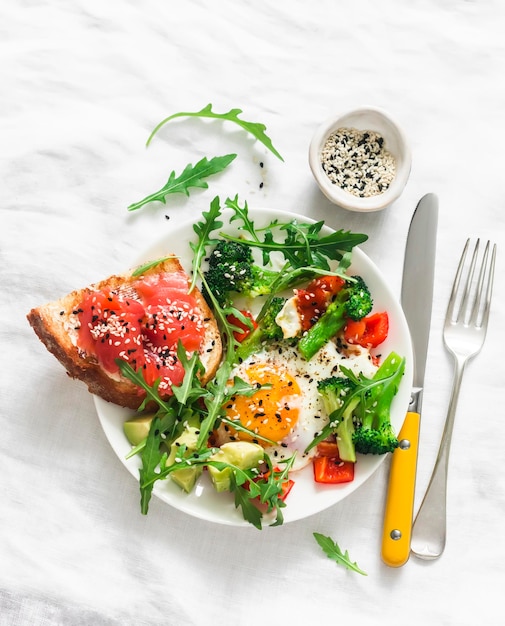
[410,355,467,559]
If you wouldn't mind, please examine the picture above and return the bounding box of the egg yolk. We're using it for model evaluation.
[224,363,301,445]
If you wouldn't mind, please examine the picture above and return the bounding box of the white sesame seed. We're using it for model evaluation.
[320,127,396,197]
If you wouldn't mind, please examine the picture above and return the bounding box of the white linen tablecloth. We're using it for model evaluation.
[2,1,504,624]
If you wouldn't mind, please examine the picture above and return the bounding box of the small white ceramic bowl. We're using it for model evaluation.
[309,106,412,212]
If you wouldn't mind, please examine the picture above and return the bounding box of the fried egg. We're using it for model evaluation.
[217,339,378,471]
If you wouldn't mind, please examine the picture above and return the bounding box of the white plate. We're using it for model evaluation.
[95,207,413,527]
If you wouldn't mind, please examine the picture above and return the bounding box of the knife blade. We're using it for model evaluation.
[381,193,438,568]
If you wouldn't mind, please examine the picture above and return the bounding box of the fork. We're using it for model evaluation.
[410,238,496,560]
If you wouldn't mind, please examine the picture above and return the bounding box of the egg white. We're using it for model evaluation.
[223,339,378,471]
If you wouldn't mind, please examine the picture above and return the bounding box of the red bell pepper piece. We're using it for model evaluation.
[227,310,258,342]
[344,311,389,348]
[313,456,355,484]
[279,478,295,501]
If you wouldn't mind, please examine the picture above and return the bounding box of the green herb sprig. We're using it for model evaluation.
[313,533,368,576]
[146,103,284,161]
[222,195,367,268]
[127,154,236,212]
[188,195,224,292]
[131,257,174,277]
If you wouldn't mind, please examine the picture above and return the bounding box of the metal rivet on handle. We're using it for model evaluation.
[399,439,411,450]
[390,529,402,541]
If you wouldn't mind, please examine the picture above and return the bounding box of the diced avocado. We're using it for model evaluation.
[169,464,203,494]
[166,426,203,493]
[123,414,156,446]
[166,426,200,463]
[208,441,264,493]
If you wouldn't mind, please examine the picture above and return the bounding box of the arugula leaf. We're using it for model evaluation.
[127,154,237,211]
[189,195,223,292]
[256,456,295,527]
[196,358,233,448]
[220,225,368,268]
[146,103,284,161]
[217,199,367,270]
[131,256,174,277]
[313,533,368,576]
[139,416,167,514]
[144,447,218,485]
[170,344,206,406]
[212,456,296,529]
[189,267,277,449]
[116,360,173,414]
[225,195,261,242]
[138,446,219,513]
[231,478,264,530]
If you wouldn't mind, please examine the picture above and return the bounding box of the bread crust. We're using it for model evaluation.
[27,257,222,410]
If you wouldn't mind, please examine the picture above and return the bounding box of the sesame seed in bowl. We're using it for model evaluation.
[309,106,412,212]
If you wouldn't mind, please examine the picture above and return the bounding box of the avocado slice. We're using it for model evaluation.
[166,426,203,493]
[123,414,156,446]
[208,441,264,492]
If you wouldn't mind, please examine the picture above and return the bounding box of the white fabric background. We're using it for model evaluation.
[2,1,504,624]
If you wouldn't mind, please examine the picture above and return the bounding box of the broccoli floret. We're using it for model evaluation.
[317,376,360,463]
[298,275,373,360]
[247,266,284,298]
[306,351,405,461]
[352,425,399,456]
[234,297,286,363]
[342,276,373,321]
[204,240,279,306]
[352,352,405,455]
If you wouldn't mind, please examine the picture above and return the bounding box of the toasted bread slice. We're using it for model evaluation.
[27,256,222,410]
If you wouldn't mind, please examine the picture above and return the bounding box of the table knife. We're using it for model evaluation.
[381,193,438,568]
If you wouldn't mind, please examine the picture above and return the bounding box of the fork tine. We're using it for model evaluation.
[474,241,496,329]
[457,238,480,324]
[448,238,496,328]
[469,240,488,326]
[446,238,470,322]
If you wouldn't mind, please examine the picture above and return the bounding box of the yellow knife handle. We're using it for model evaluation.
[381,411,420,567]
